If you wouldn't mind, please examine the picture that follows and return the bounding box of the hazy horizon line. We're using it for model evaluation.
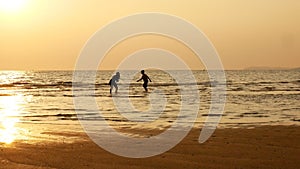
[0,67,299,72]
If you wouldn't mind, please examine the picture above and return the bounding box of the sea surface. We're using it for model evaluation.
[0,70,299,143]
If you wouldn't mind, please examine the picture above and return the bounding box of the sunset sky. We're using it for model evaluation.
[0,0,299,70]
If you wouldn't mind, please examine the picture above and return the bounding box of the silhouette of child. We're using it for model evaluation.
[109,72,120,94]
[137,70,151,92]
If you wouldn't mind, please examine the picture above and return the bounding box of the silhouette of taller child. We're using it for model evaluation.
[137,70,151,92]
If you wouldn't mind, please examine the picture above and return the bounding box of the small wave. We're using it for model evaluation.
[0,81,76,89]
[235,80,297,86]
[23,113,75,118]
[230,87,243,91]
[279,81,289,84]
[0,93,13,96]
[291,119,300,122]
[12,81,30,85]
[253,115,270,118]
[0,84,14,87]
[249,88,300,92]
[201,113,226,117]
[263,86,276,91]
[63,94,74,97]
[293,80,300,84]
[42,108,74,111]
[236,112,265,117]
[23,113,80,121]
[57,81,72,85]
[0,81,227,90]
[56,114,78,120]
[242,112,259,115]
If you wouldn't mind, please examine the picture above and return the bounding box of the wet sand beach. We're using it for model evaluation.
[1,125,299,169]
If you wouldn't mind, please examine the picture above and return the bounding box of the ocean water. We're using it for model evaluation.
[0,70,299,143]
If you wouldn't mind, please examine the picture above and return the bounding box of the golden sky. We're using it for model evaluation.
[0,0,299,70]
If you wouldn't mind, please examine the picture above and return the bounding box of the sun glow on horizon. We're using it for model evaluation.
[0,0,28,13]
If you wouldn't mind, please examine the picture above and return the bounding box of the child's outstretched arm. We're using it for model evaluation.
[148,76,152,82]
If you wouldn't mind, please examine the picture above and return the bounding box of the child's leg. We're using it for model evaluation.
[114,84,118,93]
[110,83,116,94]
[143,82,148,92]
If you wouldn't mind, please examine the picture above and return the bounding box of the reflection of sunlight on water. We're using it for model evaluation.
[0,71,26,85]
[0,95,24,144]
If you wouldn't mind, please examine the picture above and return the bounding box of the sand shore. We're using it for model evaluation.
[0,125,299,169]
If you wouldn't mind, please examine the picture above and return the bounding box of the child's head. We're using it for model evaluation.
[141,70,145,74]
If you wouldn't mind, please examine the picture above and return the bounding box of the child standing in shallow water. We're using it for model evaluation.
[137,70,152,92]
[109,72,120,94]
